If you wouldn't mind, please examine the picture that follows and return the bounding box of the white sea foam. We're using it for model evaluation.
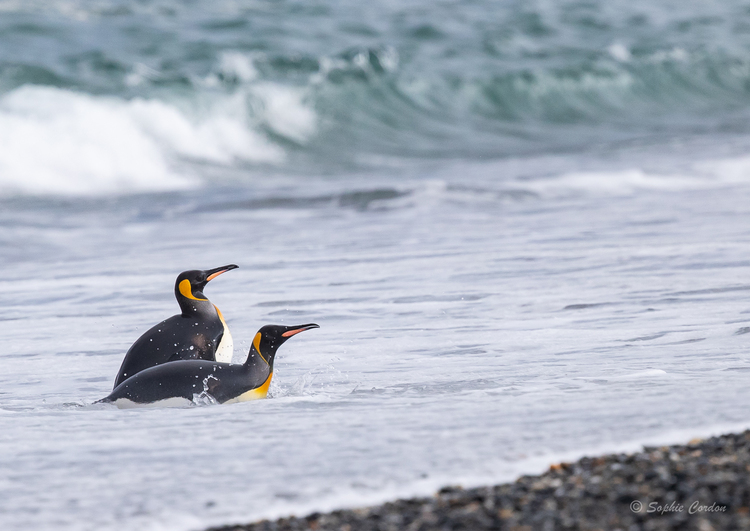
[249,83,318,144]
[607,42,632,62]
[218,51,259,83]
[519,157,750,198]
[110,397,193,409]
[524,169,699,195]
[694,154,750,184]
[648,47,690,64]
[0,85,289,196]
[574,369,669,382]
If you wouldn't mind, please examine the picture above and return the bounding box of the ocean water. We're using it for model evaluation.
[4,1,750,530]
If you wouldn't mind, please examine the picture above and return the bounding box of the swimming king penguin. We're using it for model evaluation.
[113,265,238,388]
[100,323,319,407]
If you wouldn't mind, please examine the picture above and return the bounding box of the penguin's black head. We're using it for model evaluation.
[175,264,238,303]
[251,323,319,369]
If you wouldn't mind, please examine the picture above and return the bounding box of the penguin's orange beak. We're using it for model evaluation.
[206,264,238,282]
[282,324,320,338]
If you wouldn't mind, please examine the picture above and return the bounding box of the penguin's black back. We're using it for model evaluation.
[103,357,270,406]
[113,313,225,388]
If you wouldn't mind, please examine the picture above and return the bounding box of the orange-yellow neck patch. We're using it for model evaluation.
[178,279,207,301]
[253,332,267,364]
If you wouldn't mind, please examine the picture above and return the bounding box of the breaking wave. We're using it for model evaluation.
[4,1,750,194]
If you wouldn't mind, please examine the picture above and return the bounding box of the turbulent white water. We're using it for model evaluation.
[0,83,315,195]
[3,146,750,530]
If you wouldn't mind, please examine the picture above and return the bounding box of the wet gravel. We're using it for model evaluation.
[207,430,750,531]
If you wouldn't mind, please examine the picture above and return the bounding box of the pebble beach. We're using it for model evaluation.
[208,431,750,531]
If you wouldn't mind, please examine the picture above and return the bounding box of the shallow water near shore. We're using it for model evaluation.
[5,150,750,530]
[4,1,750,530]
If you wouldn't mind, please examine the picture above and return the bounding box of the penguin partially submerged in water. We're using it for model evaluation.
[100,323,319,407]
[113,265,238,388]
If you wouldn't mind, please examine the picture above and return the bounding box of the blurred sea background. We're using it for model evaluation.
[4,1,750,530]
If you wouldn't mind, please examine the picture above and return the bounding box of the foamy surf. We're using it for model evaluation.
[0,85,294,196]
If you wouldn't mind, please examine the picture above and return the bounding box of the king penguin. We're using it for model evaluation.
[100,323,319,407]
[113,264,238,388]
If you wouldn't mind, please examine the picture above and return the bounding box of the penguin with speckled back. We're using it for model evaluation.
[113,265,238,388]
[100,323,319,407]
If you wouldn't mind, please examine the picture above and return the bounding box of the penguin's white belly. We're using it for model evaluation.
[213,306,233,363]
[110,397,192,409]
